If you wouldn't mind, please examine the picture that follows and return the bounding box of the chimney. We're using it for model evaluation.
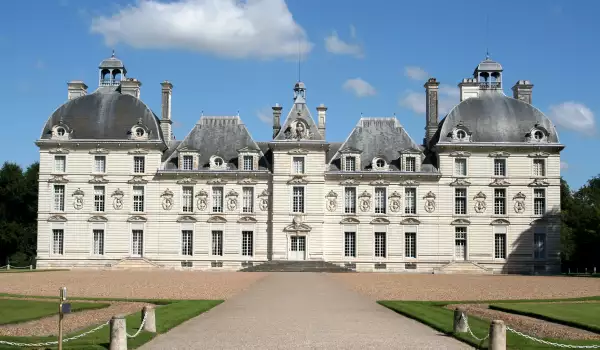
[272,103,282,138]
[67,80,87,100]
[512,80,533,104]
[317,104,327,139]
[424,78,440,145]
[160,81,173,144]
[120,78,141,98]
[458,78,479,102]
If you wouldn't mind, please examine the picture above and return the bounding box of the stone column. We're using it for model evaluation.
[453,308,467,333]
[142,305,156,333]
[109,315,127,350]
[489,320,506,350]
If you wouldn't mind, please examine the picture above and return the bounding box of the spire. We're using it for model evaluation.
[293,81,306,104]
[111,49,116,58]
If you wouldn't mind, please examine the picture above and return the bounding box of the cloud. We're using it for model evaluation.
[90,0,312,60]
[548,102,596,135]
[324,26,363,58]
[256,107,272,124]
[560,161,568,171]
[343,78,376,97]
[399,89,458,116]
[439,84,460,98]
[404,66,428,81]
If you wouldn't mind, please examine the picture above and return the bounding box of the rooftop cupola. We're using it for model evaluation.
[473,55,503,90]
[99,50,127,87]
[293,81,306,105]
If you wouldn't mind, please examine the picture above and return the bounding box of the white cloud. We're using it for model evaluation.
[548,102,596,135]
[324,26,363,58]
[399,90,457,116]
[404,66,428,81]
[343,78,376,97]
[399,92,426,114]
[560,161,569,171]
[256,107,272,124]
[90,0,312,60]
[439,84,459,98]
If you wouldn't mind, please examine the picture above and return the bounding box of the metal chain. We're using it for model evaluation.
[460,313,490,342]
[126,311,148,338]
[0,321,109,347]
[507,326,600,349]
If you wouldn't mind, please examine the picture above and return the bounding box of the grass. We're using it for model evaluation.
[379,300,600,349]
[0,299,109,325]
[490,302,600,334]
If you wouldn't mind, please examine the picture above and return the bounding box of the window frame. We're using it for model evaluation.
[292,156,305,174]
[494,188,506,215]
[182,186,194,213]
[52,229,64,255]
[211,230,223,256]
[181,230,194,256]
[212,186,224,213]
[404,187,417,214]
[454,158,467,177]
[533,228,546,260]
[532,158,546,177]
[344,187,357,214]
[344,156,356,172]
[494,226,507,260]
[133,156,146,174]
[242,155,254,171]
[53,185,66,212]
[93,186,106,212]
[493,158,507,177]
[92,229,105,255]
[292,186,305,213]
[374,231,386,258]
[344,231,357,258]
[93,155,106,174]
[242,231,254,257]
[132,186,145,213]
[374,187,386,214]
[405,156,416,172]
[533,188,546,216]
[182,155,194,171]
[242,187,254,213]
[54,155,66,174]
[405,231,417,259]
[454,188,467,215]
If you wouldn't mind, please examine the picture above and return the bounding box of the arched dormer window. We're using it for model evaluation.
[372,156,389,171]
[527,124,549,143]
[210,155,228,170]
[129,119,150,140]
[450,122,472,142]
[51,123,72,140]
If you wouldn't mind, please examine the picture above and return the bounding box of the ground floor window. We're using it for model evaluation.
[132,230,143,256]
[242,231,253,257]
[405,232,416,258]
[534,228,546,259]
[495,234,506,259]
[374,232,386,258]
[344,232,356,257]
[93,229,104,255]
[212,231,223,256]
[181,230,193,256]
[52,229,64,255]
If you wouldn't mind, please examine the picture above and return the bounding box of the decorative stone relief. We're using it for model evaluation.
[226,190,239,211]
[451,218,471,225]
[283,119,313,140]
[388,191,402,213]
[127,147,149,155]
[340,217,360,224]
[111,189,124,210]
[370,217,390,224]
[195,190,209,211]
[207,215,227,223]
[489,178,511,187]
[88,215,108,222]
[284,215,312,232]
[287,176,309,184]
[207,177,227,185]
[238,216,257,223]
[48,174,68,183]
[401,179,420,186]
[400,217,421,225]
[237,178,258,185]
[489,151,511,157]
[491,218,510,225]
[128,176,148,184]
[177,177,197,184]
[47,215,67,222]
[369,179,390,186]
[358,190,372,212]
[473,191,487,213]
[89,175,109,184]
[513,192,526,214]
[339,178,360,186]
[258,189,270,211]
[49,147,70,154]
[423,191,436,213]
[72,188,84,210]
[287,148,309,155]
[89,147,109,154]
[176,215,197,223]
[448,151,471,157]
[528,151,550,158]
[161,188,174,211]
[529,178,550,187]
[449,178,471,186]
[325,190,338,212]
[127,215,147,222]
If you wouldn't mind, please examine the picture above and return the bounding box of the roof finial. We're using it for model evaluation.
[111,49,115,58]
[297,36,301,82]
[485,14,490,60]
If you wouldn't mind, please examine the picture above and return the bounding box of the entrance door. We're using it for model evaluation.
[132,230,144,257]
[455,228,466,260]
[289,236,306,260]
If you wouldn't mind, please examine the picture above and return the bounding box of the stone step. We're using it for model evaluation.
[434,261,493,275]
[239,260,353,273]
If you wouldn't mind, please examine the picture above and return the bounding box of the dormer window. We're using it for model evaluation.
[210,155,227,170]
[215,158,223,166]
[135,128,145,137]
[237,146,260,172]
[533,130,544,141]
[399,148,422,172]
[405,157,416,172]
[129,123,149,140]
[51,124,71,140]
[57,128,65,136]
[451,127,471,142]
[345,156,356,171]
[372,157,389,171]
[243,155,254,171]
[456,130,467,140]
[182,155,193,170]
[527,125,548,143]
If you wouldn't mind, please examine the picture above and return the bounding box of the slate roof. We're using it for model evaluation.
[273,88,325,141]
[475,58,503,72]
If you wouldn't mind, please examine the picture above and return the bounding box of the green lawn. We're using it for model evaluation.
[490,302,600,334]
[379,300,600,350]
[0,299,109,325]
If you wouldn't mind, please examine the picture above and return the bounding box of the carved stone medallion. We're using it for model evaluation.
[325,190,338,212]
[72,188,84,210]
[423,191,436,213]
[196,190,208,211]
[112,188,124,210]
[388,191,402,213]
[473,191,487,213]
[358,190,371,212]
[161,188,174,211]
[258,189,269,211]
[513,192,526,214]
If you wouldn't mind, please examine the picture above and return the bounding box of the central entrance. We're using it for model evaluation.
[454,227,467,260]
[132,230,144,257]
[289,235,306,260]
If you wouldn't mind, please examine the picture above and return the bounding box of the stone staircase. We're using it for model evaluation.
[434,261,494,275]
[239,260,354,273]
[110,257,162,270]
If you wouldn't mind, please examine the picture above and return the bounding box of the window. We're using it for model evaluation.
[292,186,305,213]
[456,129,467,140]
[533,159,546,177]
[345,156,356,171]
[182,155,193,170]
[182,186,194,212]
[494,189,506,215]
[405,232,416,258]
[455,188,467,215]
[344,232,356,257]
[57,127,65,136]
[242,231,253,256]
[52,229,64,255]
[344,187,356,214]
[181,230,193,256]
[133,186,144,212]
[405,188,416,214]
[214,157,224,166]
[494,228,506,259]
[494,159,506,177]
[534,189,546,215]
[211,231,223,256]
[243,155,254,171]
[293,157,305,174]
[375,158,386,169]
[53,185,65,211]
[93,229,104,255]
[455,158,467,176]
[533,130,544,141]
[135,128,145,137]
[374,187,386,214]
[534,229,546,259]
[94,156,106,173]
[212,187,223,213]
[405,157,416,172]
[242,187,254,213]
[133,156,145,173]
[94,186,105,212]
[54,155,66,173]
[375,232,386,258]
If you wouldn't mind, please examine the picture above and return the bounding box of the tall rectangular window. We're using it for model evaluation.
[242,187,254,213]
[133,186,144,212]
[494,229,507,259]
[345,156,356,171]
[211,230,223,256]
[344,187,356,214]
[292,186,304,213]
[534,189,546,215]
[292,157,305,174]
[94,186,105,212]
[182,155,193,170]
[94,155,106,173]
[375,232,386,258]
[344,232,356,257]
[54,155,66,173]
[52,229,64,255]
[374,187,386,214]
[53,185,65,211]
[533,159,546,177]
[243,155,254,171]
[405,188,416,214]
[242,231,253,256]
[534,228,546,259]
[182,186,194,212]
[212,187,223,212]
[455,188,467,215]
[405,157,416,172]
[93,229,104,255]
[133,156,145,173]
[494,189,506,215]
[494,158,506,177]
[405,232,416,258]
[181,230,193,256]
[455,158,467,176]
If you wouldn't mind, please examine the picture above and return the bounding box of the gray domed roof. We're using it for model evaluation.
[436,91,559,144]
[40,90,164,141]
[475,58,502,72]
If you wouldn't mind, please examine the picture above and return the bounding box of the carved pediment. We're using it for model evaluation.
[473,191,487,200]
[89,147,109,154]
[287,176,309,185]
[513,192,527,200]
[423,191,436,199]
[128,176,148,184]
[177,215,197,223]
[401,179,420,186]
[370,217,390,224]
[88,215,108,222]
[450,178,471,186]
[530,218,549,226]
[448,151,471,157]
[238,216,257,223]
[529,178,550,187]
[89,175,109,184]
[451,218,471,225]
[400,217,421,225]
[489,151,511,157]
[237,146,260,153]
[128,147,149,155]
[389,191,402,199]
[399,147,422,154]
[195,189,208,198]
[284,222,312,232]
[207,215,227,223]
[370,179,390,186]
[49,147,70,154]
[48,174,69,183]
[127,215,147,222]
[340,217,360,224]
[358,190,371,198]
[489,178,511,187]
[287,148,309,155]
[339,178,360,186]
[528,151,550,158]
[207,177,227,185]
[258,189,270,198]
[48,215,67,222]
[490,218,510,225]
[112,188,124,197]
[72,188,85,197]
[161,188,174,197]
[227,189,239,197]
[326,190,338,198]
[237,178,258,185]
[177,177,197,184]
[339,147,363,154]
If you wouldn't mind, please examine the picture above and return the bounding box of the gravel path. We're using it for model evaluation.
[330,273,600,301]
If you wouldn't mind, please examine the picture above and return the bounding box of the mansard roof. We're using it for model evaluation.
[273,101,325,142]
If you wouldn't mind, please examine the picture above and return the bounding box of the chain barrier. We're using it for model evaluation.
[0,320,109,348]
[460,313,490,342]
[126,311,148,338]
[507,326,600,349]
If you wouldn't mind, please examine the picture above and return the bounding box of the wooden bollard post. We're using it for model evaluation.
[142,305,156,333]
[453,307,468,333]
[489,320,506,350]
[109,315,127,350]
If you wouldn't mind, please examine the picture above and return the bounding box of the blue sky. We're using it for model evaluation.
[1,0,598,190]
